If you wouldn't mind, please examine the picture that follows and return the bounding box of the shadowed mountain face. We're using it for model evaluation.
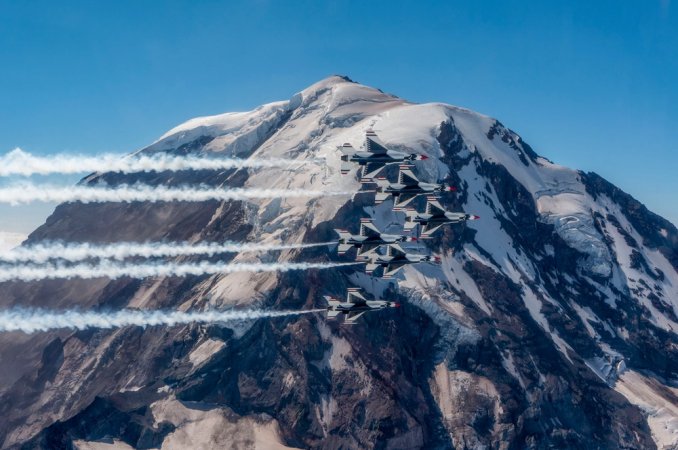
[0,76,676,450]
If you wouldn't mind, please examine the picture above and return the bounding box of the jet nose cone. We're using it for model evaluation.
[471,215,480,220]
[394,303,401,308]
[419,154,429,160]
[446,186,457,192]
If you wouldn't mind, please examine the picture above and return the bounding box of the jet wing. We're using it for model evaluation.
[327,310,342,319]
[386,243,407,258]
[383,262,406,278]
[365,130,389,154]
[362,162,386,179]
[392,192,419,210]
[425,197,447,215]
[359,219,381,237]
[421,223,444,238]
[347,289,368,305]
[357,241,383,256]
[345,311,367,324]
[397,165,419,185]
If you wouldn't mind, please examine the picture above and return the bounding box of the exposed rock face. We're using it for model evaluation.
[0,76,676,449]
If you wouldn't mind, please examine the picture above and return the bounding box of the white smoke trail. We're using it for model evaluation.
[0,184,356,205]
[0,148,309,176]
[0,241,334,264]
[0,260,362,282]
[0,307,325,334]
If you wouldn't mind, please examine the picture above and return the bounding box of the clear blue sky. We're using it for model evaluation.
[0,0,676,234]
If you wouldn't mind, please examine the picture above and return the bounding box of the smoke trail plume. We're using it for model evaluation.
[0,307,325,334]
[0,148,308,176]
[0,184,356,205]
[0,241,334,264]
[0,260,362,282]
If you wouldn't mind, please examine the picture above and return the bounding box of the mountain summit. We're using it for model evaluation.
[0,76,676,449]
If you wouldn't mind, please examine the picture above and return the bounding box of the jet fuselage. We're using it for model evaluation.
[383,182,453,196]
[411,211,471,226]
[370,253,436,266]
[344,233,408,248]
[328,300,395,313]
[342,150,416,166]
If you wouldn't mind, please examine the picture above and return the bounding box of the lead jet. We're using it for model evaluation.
[325,288,399,325]
[365,243,441,279]
[374,165,456,210]
[340,130,427,179]
[334,218,417,256]
[404,196,480,238]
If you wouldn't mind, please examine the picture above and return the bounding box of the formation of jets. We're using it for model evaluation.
[326,130,479,324]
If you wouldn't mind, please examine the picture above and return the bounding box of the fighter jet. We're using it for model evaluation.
[373,165,456,210]
[325,287,399,324]
[334,218,417,256]
[404,196,480,238]
[340,130,428,178]
[365,243,441,279]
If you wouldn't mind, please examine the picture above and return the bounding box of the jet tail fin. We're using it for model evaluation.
[325,297,342,319]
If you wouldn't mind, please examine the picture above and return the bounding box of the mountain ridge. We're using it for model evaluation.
[0,75,676,449]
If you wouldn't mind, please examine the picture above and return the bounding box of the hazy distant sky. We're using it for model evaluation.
[0,0,676,236]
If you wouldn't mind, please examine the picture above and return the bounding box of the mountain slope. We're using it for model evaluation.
[0,76,676,449]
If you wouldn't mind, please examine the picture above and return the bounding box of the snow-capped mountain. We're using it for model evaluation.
[0,76,676,449]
